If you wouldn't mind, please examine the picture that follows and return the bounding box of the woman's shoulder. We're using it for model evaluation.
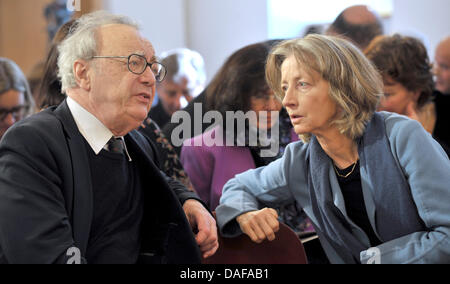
[378,111,424,137]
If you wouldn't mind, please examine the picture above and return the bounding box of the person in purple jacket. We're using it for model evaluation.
[180,41,314,235]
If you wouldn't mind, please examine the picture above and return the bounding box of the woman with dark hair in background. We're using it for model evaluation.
[37,19,76,109]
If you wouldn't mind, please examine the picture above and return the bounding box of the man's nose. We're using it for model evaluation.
[140,65,156,86]
[2,113,17,127]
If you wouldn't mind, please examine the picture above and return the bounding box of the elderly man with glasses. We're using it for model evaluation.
[0,11,218,264]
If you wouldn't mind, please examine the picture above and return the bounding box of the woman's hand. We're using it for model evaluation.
[236,208,280,243]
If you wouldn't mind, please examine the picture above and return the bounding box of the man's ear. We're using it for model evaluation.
[73,59,91,91]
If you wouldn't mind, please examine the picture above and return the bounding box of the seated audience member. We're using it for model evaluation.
[303,24,324,36]
[162,89,208,155]
[326,5,383,50]
[27,61,45,101]
[180,41,313,235]
[216,35,450,264]
[148,48,206,127]
[38,19,195,191]
[0,58,35,140]
[139,116,196,191]
[432,36,450,155]
[365,34,450,156]
[0,11,217,264]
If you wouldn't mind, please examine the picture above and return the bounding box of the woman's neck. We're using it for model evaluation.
[417,101,437,134]
[316,129,359,169]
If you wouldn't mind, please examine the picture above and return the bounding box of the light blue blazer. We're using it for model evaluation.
[216,112,450,264]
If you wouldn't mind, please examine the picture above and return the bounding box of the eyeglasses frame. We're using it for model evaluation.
[91,54,167,82]
[0,105,29,122]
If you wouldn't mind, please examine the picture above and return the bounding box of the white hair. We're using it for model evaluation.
[57,11,139,93]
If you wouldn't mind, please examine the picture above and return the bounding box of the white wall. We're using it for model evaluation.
[390,0,450,61]
[106,0,186,56]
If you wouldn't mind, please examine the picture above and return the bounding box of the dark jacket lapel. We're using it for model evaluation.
[53,100,93,255]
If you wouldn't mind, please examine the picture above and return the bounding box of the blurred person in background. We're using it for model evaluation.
[0,58,35,140]
[431,36,450,157]
[433,36,450,95]
[216,35,450,264]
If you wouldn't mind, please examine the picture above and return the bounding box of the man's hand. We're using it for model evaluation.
[405,100,420,122]
[236,208,279,243]
[183,199,219,259]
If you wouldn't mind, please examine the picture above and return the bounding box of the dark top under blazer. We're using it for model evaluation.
[0,100,202,264]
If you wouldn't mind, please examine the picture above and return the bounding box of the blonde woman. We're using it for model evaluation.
[216,35,450,264]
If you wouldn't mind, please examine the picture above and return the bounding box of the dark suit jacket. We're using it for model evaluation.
[0,100,202,264]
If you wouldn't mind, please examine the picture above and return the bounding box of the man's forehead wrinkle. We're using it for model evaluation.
[97,30,154,60]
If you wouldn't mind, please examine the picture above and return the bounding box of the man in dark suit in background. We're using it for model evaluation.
[0,11,218,264]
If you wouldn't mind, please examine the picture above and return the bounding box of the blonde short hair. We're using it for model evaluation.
[266,34,383,142]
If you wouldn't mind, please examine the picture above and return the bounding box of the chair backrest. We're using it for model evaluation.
[203,221,308,264]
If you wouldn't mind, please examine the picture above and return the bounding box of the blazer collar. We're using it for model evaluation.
[53,100,93,255]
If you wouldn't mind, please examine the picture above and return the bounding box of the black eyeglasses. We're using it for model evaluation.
[0,106,27,122]
[91,54,167,82]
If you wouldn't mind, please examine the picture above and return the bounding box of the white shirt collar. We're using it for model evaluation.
[66,97,114,155]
